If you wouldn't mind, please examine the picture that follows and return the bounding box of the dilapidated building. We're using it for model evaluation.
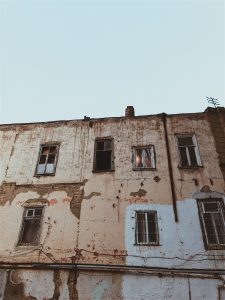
[0,106,225,300]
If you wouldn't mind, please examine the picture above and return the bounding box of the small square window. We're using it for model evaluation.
[132,146,156,170]
[135,211,159,245]
[35,144,59,175]
[18,207,43,245]
[197,199,225,249]
[176,134,201,168]
[93,138,114,172]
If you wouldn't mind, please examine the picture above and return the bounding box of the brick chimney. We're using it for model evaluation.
[125,106,135,118]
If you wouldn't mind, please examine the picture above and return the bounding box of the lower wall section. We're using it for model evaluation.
[0,268,224,300]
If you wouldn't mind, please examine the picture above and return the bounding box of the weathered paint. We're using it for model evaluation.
[0,108,225,299]
[125,197,225,269]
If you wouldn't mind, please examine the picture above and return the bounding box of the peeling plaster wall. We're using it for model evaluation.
[125,198,225,270]
[0,111,225,298]
[0,269,223,300]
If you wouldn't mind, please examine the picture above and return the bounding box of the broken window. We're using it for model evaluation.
[176,134,201,167]
[133,146,156,169]
[18,207,43,245]
[36,144,59,175]
[94,138,114,172]
[135,211,159,245]
[198,199,225,249]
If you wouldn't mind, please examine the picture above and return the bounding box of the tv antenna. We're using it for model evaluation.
[206,97,220,108]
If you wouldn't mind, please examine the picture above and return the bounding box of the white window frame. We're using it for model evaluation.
[135,211,159,245]
[198,199,225,249]
[132,145,156,170]
[176,134,202,167]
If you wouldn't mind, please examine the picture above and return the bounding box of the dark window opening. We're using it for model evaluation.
[36,144,59,175]
[94,139,114,171]
[133,146,155,169]
[177,135,201,167]
[18,207,43,245]
[135,211,159,245]
[198,199,225,249]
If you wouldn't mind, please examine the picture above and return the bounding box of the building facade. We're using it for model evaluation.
[0,106,224,300]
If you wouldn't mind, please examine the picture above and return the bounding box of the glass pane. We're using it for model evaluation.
[178,137,193,146]
[147,212,157,243]
[188,147,198,166]
[41,147,49,155]
[96,151,111,170]
[137,213,146,243]
[49,146,57,154]
[35,208,43,217]
[204,202,219,212]
[39,155,46,164]
[104,140,112,150]
[213,213,225,244]
[21,219,40,244]
[203,214,217,244]
[142,149,152,168]
[26,209,34,217]
[47,154,55,164]
[179,147,189,167]
[46,164,54,174]
[37,164,45,174]
[96,141,104,150]
[135,149,142,168]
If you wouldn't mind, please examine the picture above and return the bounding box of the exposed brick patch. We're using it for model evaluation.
[0,182,85,220]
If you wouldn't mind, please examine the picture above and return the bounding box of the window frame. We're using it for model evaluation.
[93,137,114,173]
[132,145,156,171]
[17,206,44,246]
[35,143,60,176]
[197,198,225,250]
[176,134,202,168]
[135,210,159,246]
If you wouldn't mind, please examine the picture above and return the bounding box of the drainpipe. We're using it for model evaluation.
[161,113,178,222]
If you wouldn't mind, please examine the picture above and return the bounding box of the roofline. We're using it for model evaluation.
[0,107,222,128]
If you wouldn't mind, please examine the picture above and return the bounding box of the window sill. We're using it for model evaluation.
[178,165,203,170]
[16,244,40,249]
[132,168,157,171]
[92,169,115,173]
[134,243,160,246]
[34,173,56,177]
[205,245,225,250]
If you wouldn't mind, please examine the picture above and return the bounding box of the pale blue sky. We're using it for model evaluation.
[1,0,224,123]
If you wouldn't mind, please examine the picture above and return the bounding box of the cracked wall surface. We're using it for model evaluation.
[0,109,225,299]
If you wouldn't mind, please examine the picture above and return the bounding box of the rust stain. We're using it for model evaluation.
[49,270,62,300]
[83,192,101,200]
[67,270,79,300]
[130,189,147,197]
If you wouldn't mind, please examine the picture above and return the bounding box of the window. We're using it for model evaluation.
[135,211,159,245]
[36,144,59,175]
[93,138,114,172]
[176,134,201,167]
[18,207,43,245]
[132,146,156,170]
[198,199,225,249]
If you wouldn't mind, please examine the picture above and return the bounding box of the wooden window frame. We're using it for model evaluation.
[93,137,114,173]
[132,145,156,171]
[18,206,44,246]
[176,134,202,168]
